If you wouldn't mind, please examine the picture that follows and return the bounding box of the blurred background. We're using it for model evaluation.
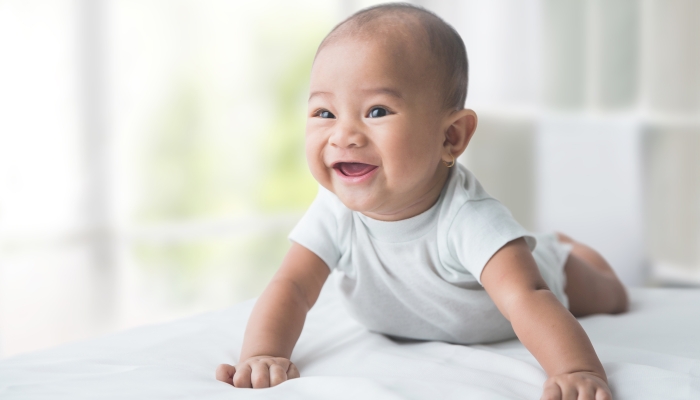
[0,0,698,358]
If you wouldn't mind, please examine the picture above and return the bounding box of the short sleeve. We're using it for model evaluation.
[288,187,342,271]
[446,199,536,285]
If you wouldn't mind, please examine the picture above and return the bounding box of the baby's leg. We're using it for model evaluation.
[557,233,629,317]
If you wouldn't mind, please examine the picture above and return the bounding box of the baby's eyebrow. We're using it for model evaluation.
[308,88,404,102]
[363,87,404,100]
[308,91,332,101]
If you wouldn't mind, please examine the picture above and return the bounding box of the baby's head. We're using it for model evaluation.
[306,3,478,221]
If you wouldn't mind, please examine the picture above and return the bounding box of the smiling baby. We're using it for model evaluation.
[216,4,628,400]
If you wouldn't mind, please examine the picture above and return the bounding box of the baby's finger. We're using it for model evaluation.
[541,382,562,400]
[576,385,595,400]
[250,361,271,388]
[269,363,288,387]
[287,362,300,379]
[595,388,612,400]
[561,386,578,400]
[232,364,252,388]
[215,364,236,385]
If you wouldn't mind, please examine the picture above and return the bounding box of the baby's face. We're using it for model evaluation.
[306,35,451,220]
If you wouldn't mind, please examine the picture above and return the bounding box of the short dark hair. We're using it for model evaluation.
[317,3,468,111]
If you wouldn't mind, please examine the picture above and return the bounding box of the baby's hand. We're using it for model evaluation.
[541,371,612,400]
[215,356,300,388]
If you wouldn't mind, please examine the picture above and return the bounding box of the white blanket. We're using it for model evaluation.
[2,286,699,399]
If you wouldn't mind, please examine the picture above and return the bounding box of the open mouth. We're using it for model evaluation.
[333,162,378,177]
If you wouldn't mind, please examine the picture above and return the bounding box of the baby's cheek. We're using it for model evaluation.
[304,144,329,184]
[396,147,441,187]
[399,141,436,169]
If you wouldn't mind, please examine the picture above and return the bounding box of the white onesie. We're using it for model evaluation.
[289,164,571,344]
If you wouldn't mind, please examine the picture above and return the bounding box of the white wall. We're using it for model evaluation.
[429,0,700,286]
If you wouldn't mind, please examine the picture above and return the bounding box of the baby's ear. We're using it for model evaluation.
[443,109,478,158]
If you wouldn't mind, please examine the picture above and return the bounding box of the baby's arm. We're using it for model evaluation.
[216,242,330,388]
[480,238,612,400]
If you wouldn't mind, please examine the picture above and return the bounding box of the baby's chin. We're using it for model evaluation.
[331,186,384,214]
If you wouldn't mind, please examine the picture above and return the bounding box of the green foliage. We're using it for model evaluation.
[133,231,291,304]
[136,83,226,222]
[132,7,331,280]
[253,19,329,211]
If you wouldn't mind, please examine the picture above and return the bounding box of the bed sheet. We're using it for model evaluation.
[1,286,700,399]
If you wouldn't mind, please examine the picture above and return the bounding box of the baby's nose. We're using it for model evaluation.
[328,118,366,148]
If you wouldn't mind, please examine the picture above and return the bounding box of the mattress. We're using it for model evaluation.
[1,285,699,399]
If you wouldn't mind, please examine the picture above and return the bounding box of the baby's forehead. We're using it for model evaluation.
[327,14,432,59]
[321,17,436,78]
[314,5,468,111]
[315,35,435,97]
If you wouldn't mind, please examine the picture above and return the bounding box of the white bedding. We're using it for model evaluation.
[2,286,700,399]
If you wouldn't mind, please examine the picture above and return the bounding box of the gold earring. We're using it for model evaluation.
[443,154,455,168]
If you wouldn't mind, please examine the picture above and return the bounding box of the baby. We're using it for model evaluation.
[216,4,628,399]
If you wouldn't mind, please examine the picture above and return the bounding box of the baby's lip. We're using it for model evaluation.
[331,161,378,177]
[330,160,378,169]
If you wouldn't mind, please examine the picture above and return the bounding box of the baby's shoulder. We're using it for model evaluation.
[445,164,494,205]
[436,166,534,282]
[438,165,527,242]
[439,165,503,223]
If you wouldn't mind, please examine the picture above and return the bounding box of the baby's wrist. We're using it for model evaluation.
[550,370,608,384]
[239,353,289,363]
[581,370,608,383]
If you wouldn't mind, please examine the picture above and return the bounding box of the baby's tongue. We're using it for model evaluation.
[339,162,375,176]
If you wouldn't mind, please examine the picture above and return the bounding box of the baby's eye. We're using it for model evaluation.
[368,107,388,118]
[315,109,336,119]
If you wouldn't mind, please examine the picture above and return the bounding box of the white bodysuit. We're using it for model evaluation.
[289,164,571,344]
